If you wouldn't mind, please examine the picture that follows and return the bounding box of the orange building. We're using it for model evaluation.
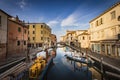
[50,34,57,47]
[8,16,28,57]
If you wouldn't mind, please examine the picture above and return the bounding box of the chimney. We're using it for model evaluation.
[16,15,19,21]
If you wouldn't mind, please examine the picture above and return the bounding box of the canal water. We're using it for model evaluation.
[47,48,93,80]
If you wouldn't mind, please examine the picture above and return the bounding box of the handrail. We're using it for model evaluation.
[0,57,26,74]
[0,62,26,79]
[106,71,120,79]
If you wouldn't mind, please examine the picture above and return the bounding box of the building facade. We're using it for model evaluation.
[8,16,28,57]
[89,2,120,57]
[50,34,57,47]
[61,30,87,48]
[27,23,51,48]
[0,9,10,60]
[65,30,76,45]
[77,30,90,48]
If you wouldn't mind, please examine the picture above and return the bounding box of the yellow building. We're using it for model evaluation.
[65,30,76,45]
[89,2,120,57]
[26,23,51,48]
[61,30,90,48]
[77,30,90,48]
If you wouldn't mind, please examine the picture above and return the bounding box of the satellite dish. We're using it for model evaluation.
[118,16,120,21]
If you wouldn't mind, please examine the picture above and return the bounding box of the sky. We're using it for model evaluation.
[0,0,120,41]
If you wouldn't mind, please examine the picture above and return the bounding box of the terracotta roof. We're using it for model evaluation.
[9,18,28,28]
[26,22,51,30]
[25,22,46,24]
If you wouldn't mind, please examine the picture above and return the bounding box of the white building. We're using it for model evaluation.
[89,2,120,57]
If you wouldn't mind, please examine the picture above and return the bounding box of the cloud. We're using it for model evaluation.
[18,0,26,9]
[47,20,59,27]
[60,5,100,28]
[61,6,83,27]
[61,11,89,27]
[47,15,64,27]
[61,15,76,27]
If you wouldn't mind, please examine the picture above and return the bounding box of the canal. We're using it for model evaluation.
[47,48,94,80]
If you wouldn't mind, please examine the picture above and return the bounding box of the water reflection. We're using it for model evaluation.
[47,48,92,80]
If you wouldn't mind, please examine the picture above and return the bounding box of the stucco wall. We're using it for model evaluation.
[0,11,8,60]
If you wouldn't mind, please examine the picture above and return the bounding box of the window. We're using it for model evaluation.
[41,25,43,28]
[83,36,85,40]
[33,31,35,34]
[111,11,116,20]
[28,37,30,41]
[100,18,103,25]
[118,16,120,21]
[96,21,98,26]
[24,41,26,45]
[18,27,21,32]
[17,41,20,46]
[33,37,35,40]
[39,43,42,47]
[0,16,1,27]
[33,25,35,28]
[41,37,43,40]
